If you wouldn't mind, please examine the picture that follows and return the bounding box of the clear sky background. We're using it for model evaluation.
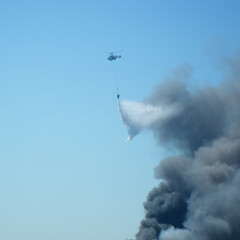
[0,1,240,240]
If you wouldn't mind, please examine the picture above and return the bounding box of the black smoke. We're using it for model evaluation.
[135,52,240,240]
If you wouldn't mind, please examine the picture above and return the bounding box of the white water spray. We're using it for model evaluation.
[118,99,181,141]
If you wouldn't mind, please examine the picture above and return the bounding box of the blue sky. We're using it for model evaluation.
[0,1,240,240]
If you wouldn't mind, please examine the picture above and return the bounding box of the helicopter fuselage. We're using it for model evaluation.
[108,55,121,61]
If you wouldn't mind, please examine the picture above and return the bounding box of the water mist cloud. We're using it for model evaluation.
[119,100,181,141]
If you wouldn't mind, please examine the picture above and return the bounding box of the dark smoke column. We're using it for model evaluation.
[135,55,240,240]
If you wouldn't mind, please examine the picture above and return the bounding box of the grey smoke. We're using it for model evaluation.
[121,53,240,240]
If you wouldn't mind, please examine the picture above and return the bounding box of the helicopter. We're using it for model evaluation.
[108,52,121,61]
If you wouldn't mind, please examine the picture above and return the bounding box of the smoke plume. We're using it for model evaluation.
[120,54,240,240]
